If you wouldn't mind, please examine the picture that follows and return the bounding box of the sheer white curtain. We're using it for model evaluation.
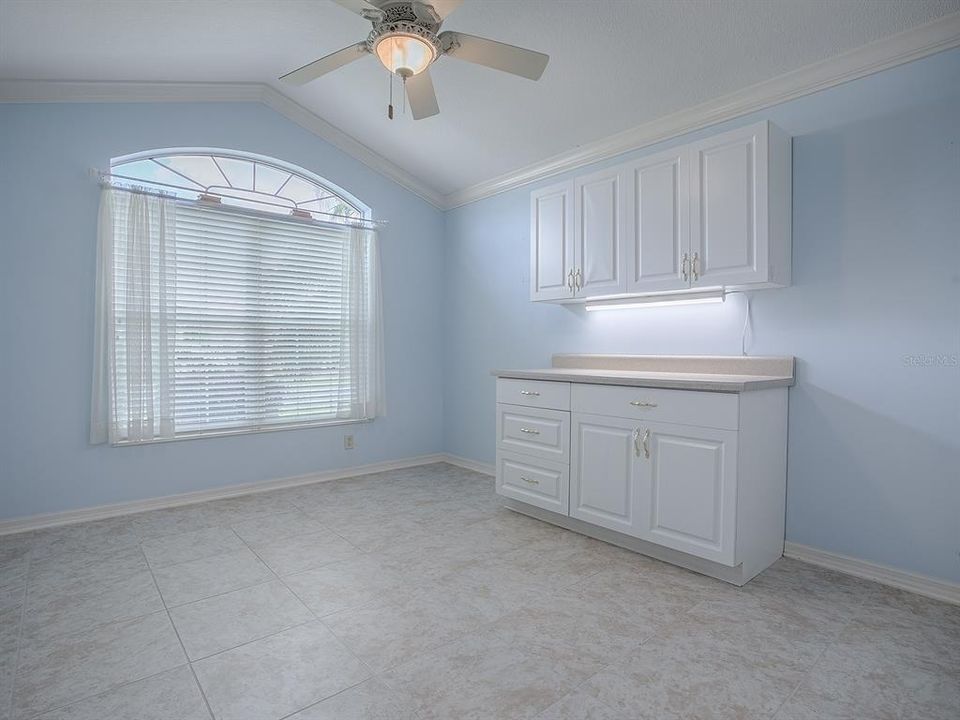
[91,187,177,444]
[336,225,386,419]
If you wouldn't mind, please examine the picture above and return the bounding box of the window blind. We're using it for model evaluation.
[172,203,369,434]
[92,185,384,444]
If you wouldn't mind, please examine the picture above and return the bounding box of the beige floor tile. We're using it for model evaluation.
[288,678,419,720]
[153,548,275,607]
[169,580,313,660]
[192,622,369,720]
[283,555,407,617]
[141,527,246,568]
[32,666,211,720]
[322,587,490,671]
[247,529,361,575]
[13,611,186,718]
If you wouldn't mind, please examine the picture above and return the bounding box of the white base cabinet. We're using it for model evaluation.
[497,378,788,585]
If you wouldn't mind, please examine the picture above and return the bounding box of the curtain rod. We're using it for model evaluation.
[91,169,387,229]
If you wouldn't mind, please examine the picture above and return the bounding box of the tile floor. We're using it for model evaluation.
[0,462,957,720]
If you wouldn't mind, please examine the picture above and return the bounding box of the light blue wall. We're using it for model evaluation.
[0,102,445,519]
[442,49,960,584]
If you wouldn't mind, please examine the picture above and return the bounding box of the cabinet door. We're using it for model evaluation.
[570,413,641,536]
[635,422,738,565]
[530,180,575,301]
[574,167,627,297]
[625,148,690,293]
[689,122,769,287]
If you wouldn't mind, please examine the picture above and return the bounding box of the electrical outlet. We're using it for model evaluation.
[343,434,355,450]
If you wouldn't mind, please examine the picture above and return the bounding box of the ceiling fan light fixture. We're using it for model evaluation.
[375,33,436,77]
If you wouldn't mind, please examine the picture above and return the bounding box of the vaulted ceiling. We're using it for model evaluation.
[1,0,958,200]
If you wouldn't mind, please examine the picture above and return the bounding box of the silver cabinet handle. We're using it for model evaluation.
[634,428,650,459]
[519,390,540,397]
[520,476,540,485]
[630,400,658,408]
[574,267,583,290]
[567,269,575,293]
[681,253,689,282]
[692,252,700,282]
[519,427,540,435]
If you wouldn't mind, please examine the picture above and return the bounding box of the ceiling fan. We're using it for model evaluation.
[280,0,549,120]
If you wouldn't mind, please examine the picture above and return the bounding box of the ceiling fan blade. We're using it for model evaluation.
[329,0,385,20]
[439,32,548,80]
[280,43,369,86]
[414,0,462,22]
[405,69,440,120]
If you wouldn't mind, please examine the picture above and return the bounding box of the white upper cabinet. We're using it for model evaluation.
[689,122,791,288]
[530,120,791,302]
[529,180,575,301]
[624,148,690,294]
[574,167,627,296]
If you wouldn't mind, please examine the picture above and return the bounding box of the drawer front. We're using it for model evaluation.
[496,378,571,411]
[496,451,569,514]
[497,405,570,462]
[571,383,738,430]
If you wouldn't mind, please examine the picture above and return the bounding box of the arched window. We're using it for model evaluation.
[92,150,383,444]
[111,149,366,223]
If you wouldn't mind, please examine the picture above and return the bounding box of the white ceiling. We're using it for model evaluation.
[1,0,958,197]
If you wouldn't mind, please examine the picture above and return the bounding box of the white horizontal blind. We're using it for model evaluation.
[171,203,365,434]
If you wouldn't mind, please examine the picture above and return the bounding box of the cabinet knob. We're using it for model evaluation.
[520,476,540,485]
[692,252,700,282]
[519,427,541,435]
[519,390,540,397]
[574,268,583,290]
[629,400,658,408]
[681,253,689,282]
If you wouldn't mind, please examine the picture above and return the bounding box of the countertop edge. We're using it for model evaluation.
[491,369,794,392]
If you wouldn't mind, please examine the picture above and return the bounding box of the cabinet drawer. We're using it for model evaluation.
[497,404,569,463]
[571,384,738,430]
[496,378,570,411]
[496,451,569,514]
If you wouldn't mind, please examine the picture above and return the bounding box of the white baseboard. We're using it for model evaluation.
[784,541,960,606]
[0,453,448,536]
[440,452,495,476]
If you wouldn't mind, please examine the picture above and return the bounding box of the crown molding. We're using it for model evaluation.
[442,11,960,208]
[0,79,446,208]
[2,11,958,211]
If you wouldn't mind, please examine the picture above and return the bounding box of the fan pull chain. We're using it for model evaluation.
[388,70,394,120]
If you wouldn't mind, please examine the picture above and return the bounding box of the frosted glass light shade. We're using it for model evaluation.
[375,34,435,77]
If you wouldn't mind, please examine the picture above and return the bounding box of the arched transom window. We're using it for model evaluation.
[111,150,364,223]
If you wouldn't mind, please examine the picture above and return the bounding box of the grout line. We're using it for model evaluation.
[5,549,31,719]
[138,544,217,720]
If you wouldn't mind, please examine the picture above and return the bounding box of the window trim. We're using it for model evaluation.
[111,147,372,225]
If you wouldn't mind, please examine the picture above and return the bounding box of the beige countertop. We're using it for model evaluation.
[492,354,795,392]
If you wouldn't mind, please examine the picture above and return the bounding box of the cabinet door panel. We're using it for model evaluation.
[571,413,639,535]
[575,168,626,296]
[637,423,737,565]
[530,180,574,301]
[690,122,769,287]
[626,149,690,293]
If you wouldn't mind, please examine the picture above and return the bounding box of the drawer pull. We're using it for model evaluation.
[520,475,540,485]
[519,427,541,435]
[630,400,658,408]
[519,390,540,396]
